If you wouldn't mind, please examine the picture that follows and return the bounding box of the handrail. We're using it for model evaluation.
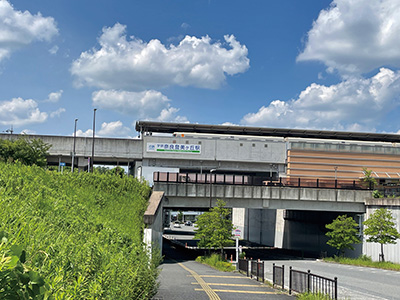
[153,171,371,190]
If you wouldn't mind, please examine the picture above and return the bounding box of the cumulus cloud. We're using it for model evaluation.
[92,89,187,122]
[241,68,400,131]
[76,129,92,137]
[0,0,58,61]
[97,121,131,137]
[297,0,400,75]
[45,90,63,102]
[71,23,249,90]
[49,45,58,55]
[76,121,132,138]
[0,97,48,126]
[50,107,65,118]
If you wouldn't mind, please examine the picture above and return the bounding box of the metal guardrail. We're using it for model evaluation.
[154,172,371,190]
[272,263,284,289]
[289,267,337,299]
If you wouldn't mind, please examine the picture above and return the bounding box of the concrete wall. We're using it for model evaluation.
[363,199,400,263]
[143,192,165,254]
[247,209,277,246]
[0,133,143,165]
[141,135,286,175]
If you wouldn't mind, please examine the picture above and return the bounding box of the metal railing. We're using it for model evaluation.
[153,172,371,190]
[250,260,264,282]
[272,263,284,289]
[289,267,337,299]
[238,258,249,276]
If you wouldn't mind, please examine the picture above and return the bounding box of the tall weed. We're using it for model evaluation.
[0,162,159,299]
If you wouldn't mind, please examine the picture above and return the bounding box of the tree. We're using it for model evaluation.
[195,199,234,255]
[325,215,361,256]
[363,208,400,262]
[177,211,184,222]
[361,167,377,189]
[0,137,50,167]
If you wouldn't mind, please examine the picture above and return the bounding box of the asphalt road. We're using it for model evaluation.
[264,259,400,300]
[153,241,293,300]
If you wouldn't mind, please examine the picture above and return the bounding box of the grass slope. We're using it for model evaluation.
[0,162,159,299]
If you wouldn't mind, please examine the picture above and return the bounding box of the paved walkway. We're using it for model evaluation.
[153,242,293,300]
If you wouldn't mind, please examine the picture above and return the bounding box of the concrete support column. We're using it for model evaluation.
[232,208,248,240]
[274,209,285,248]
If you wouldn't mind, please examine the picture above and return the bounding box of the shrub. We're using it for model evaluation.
[195,254,235,272]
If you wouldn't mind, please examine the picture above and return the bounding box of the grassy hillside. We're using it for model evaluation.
[0,162,159,299]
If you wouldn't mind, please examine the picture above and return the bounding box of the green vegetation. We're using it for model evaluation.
[361,167,377,189]
[195,254,235,272]
[364,208,400,262]
[324,255,400,271]
[195,199,234,254]
[325,215,361,256]
[0,161,159,299]
[296,291,332,300]
[0,137,51,167]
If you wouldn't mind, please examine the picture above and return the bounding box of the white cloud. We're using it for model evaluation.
[45,90,63,102]
[49,45,58,55]
[297,0,400,75]
[71,23,249,90]
[76,129,93,137]
[181,22,190,30]
[50,107,65,118]
[0,97,48,126]
[97,121,131,137]
[76,121,132,138]
[92,89,187,122]
[241,68,400,131]
[20,129,36,134]
[0,0,58,61]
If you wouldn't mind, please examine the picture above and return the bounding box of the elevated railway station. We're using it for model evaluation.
[2,121,400,261]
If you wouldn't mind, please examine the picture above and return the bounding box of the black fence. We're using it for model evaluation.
[289,267,337,299]
[250,260,264,282]
[153,172,371,190]
[238,259,248,276]
[238,259,264,282]
[272,263,284,289]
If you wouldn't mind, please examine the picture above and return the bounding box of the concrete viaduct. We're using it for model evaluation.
[2,121,399,262]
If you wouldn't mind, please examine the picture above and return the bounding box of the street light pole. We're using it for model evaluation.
[90,109,97,173]
[71,118,78,173]
[209,169,216,208]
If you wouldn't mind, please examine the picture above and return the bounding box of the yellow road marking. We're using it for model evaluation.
[194,288,276,294]
[178,263,220,300]
[188,275,244,278]
[192,282,264,288]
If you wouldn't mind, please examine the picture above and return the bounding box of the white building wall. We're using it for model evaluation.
[363,203,400,263]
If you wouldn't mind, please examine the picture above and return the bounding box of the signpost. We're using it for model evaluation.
[59,162,66,174]
[234,229,241,265]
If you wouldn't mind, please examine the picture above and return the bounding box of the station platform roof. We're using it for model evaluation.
[135,121,400,143]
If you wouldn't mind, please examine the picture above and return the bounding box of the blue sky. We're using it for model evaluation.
[1,0,400,137]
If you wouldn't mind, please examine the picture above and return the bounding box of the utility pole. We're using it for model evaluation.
[90,109,97,173]
[71,118,78,173]
[209,169,216,208]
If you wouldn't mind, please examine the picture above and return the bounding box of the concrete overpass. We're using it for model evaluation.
[0,133,142,171]
[154,182,368,213]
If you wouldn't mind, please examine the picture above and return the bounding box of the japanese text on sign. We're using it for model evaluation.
[147,143,201,154]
